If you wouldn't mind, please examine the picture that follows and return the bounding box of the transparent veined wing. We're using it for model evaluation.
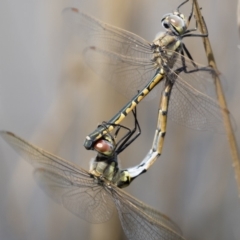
[0,131,114,223]
[63,8,152,58]
[63,8,220,101]
[111,185,186,240]
[1,131,186,238]
[63,8,228,133]
[166,64,226,132]
[83,46,159,99]
[63,8,161,100]
[34,168,114,223]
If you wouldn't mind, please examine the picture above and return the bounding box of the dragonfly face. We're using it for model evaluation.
[93,134,116,156]
[161,12,187,36]
[151,12,187,69]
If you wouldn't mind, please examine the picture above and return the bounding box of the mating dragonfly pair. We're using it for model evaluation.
[1,0,226,239]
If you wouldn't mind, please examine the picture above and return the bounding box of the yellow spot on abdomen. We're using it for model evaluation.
[125,102,137,114]
[115,113,126,124]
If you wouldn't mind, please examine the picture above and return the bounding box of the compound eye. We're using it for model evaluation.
[161,13,171,29]
[94,139,114,155]
[163,22,170,29]
[169,15,185,30]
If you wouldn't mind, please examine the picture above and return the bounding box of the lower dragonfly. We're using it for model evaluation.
[0,110,186,240]
[63,0,226,151]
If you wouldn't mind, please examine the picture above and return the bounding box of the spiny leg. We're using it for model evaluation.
[179,49,215,75]
[182,4,209,38]
[177,2,209,69]
[180,25,212,73]
[177,0,193,28]
[115,108,141,154]
[177,0,190,12]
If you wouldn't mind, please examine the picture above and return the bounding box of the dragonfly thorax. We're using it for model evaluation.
[152,32,181,69]
[161,12,187,36]
[89,131,132,187]
[89,157,131,188]
[89,158,119,182]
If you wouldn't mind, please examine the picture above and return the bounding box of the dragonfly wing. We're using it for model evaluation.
[0,131,88,176]
[132,198,183,235]
[63,8,161,100]
[83,46,158,99]
[63,8,152,59]
[167,51,218,96]
[34,168,114,223]
[168,74,225,132]
[0,131,114,223]
[110,185,185,240]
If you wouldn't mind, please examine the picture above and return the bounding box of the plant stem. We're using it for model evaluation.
[192,0,240,197]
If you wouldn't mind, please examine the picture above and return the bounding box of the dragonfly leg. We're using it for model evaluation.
[182,7,209,38]
[180,43,198,69]
[181,57,214,75]
[176,0,197,35]
[115,108,141,155]
[180,43,214,75]
[177,0,190,12]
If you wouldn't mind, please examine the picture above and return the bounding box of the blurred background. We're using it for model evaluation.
[0,0,240,239]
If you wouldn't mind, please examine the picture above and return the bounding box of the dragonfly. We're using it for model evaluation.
[63,0,226,152]
[0,123,186,240]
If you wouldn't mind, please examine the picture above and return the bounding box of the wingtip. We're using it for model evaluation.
[62,7,79,13]
[0,131,16,137]
[71,7,79,13]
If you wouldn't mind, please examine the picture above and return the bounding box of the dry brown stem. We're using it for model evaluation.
[192,0,240,197]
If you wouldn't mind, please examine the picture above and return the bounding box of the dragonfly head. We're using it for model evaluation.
[161,12,187,36]
[93,133,116,156]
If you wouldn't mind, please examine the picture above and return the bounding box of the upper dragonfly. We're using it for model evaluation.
[63,0,226,150]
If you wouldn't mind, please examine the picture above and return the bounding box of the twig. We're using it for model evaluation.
[192,0,240,197]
